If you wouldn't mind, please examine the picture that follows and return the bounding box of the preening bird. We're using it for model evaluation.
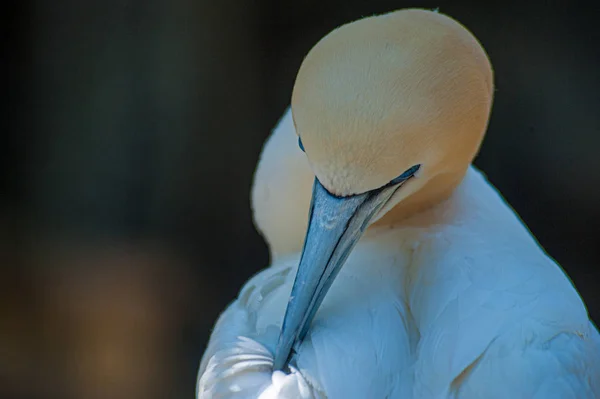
[197,8,600,399]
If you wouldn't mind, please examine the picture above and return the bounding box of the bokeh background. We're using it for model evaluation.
[2,1,599,398]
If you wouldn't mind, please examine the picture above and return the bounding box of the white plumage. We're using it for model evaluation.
[198,109,600,399]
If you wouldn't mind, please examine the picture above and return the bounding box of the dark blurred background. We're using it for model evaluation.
[1,1,599,398]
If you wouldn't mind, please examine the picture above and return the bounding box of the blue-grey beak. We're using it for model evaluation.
[273,165,420,371]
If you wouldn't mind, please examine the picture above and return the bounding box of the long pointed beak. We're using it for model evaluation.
[273,165,419,371]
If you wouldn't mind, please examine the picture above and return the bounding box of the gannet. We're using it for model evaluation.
[197,8,600,399]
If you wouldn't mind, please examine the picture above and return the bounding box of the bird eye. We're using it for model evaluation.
[298,137,305,152]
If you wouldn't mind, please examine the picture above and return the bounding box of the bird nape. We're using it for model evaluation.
[197,8,600,399]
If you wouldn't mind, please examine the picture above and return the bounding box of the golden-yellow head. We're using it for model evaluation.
[252,9,494,260]
[292,9,493,197]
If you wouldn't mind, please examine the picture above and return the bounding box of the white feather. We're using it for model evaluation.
[198,166,600,398]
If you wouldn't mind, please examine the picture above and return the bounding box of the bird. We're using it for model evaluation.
[197,8,600,399]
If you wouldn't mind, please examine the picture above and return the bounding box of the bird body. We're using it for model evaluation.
[198,9,600,399]
[198,111,600,399]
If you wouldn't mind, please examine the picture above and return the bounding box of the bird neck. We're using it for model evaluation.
[372,170,466,228]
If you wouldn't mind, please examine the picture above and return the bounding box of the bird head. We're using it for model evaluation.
[293,8,492,201]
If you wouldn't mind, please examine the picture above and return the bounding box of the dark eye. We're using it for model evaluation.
[298,137,305,152]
